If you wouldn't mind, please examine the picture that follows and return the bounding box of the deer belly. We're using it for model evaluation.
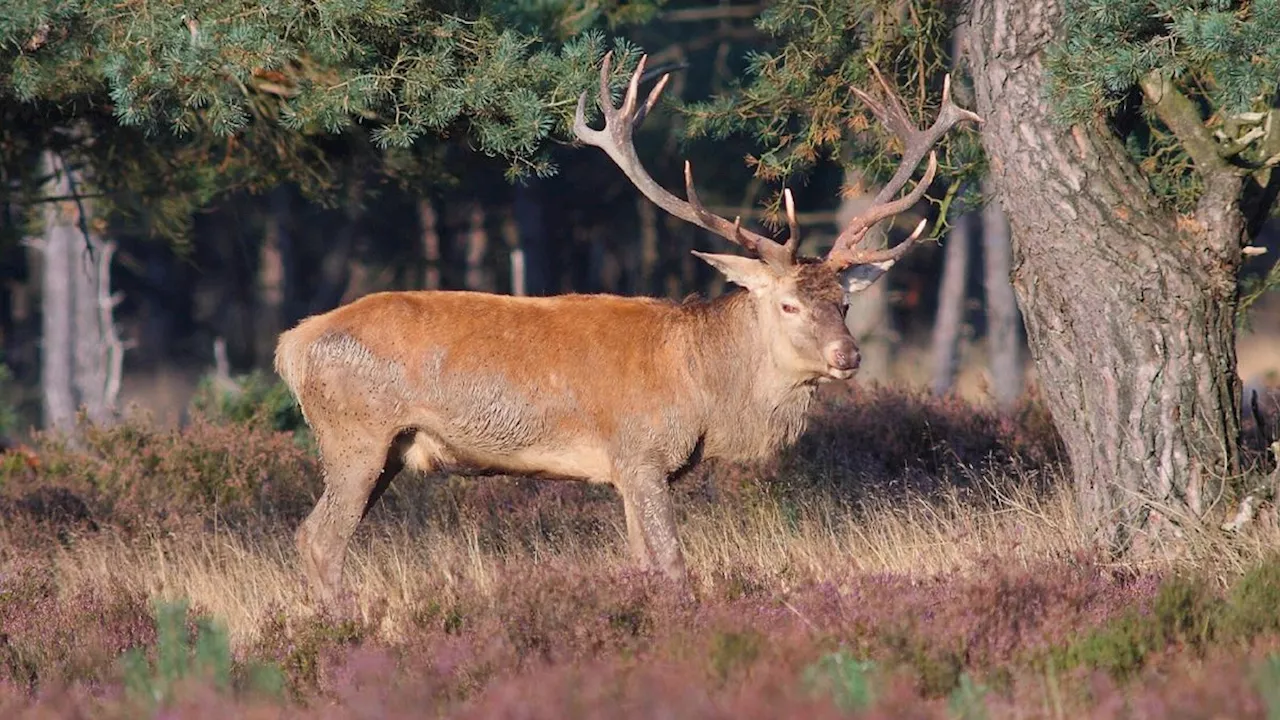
[400,430,612,483]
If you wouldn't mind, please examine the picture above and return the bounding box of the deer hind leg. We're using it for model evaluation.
[296,431,404,613]
[617,466,689,590]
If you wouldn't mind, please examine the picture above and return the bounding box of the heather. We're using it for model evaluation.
[1,384,1279,717]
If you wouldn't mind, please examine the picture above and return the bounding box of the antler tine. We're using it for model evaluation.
[599,50,616,117]
[782,188,800,261]
[618,53,646,121]
[575,51,799,270]
[575,51,665,142]
[863,65,982,209]
[834,151,938,249]
[826,62,982,270]
[828,217,929,268]
[683,162,796,270]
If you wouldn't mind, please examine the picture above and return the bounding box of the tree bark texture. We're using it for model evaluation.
[931,210,973,395]
[981,179,1024,409]
[965,0,1244,555]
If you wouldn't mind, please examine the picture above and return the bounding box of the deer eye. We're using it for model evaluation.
[781,302,800,315]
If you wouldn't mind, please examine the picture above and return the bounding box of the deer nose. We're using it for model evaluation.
[826,342,860,372]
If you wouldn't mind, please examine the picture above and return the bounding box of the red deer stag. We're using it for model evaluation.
[275,54,981,609]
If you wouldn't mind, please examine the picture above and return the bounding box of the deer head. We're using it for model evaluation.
[574,53,982,382]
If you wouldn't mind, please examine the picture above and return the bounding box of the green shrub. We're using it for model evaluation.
[1057,574,1222,680]
[1222,553,1280,640]
[948,673,989,720]
[249,609,368,699]
[802,649,878,711]
[880,628,966,698]
[120,598,284,710]
[189,369,310,440]
[1256,652,1280,720]
[1053,555,1280,682]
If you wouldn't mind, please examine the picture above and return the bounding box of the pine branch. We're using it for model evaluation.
[1138,70,1235,180]
[1243,109,1280,239]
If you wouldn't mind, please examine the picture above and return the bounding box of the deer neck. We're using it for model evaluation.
[682,291,818,463]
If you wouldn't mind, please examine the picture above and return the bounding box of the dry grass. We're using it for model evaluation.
[40,473,1092,652]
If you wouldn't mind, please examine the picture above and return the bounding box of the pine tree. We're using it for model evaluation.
[683,0,1280,555]
[0,0,658,240]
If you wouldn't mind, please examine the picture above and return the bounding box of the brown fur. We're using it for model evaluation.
[276,262,860,609]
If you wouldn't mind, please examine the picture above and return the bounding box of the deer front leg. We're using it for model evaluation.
[617,466,688,589]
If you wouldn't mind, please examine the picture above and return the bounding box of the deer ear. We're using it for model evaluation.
[692,251,778,291]
[839,259,897,296]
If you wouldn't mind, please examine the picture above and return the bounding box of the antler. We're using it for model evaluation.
[574,52,800,271]
[825,62,983,270]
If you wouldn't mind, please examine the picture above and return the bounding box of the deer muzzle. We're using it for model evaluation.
[824,340,860,380]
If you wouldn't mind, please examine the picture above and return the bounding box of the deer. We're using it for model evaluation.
[274,53,981,610]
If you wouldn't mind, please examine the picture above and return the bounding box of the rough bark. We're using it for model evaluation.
[931,210,973,395]
[981,179,1023,409]
[964,0,1244,555]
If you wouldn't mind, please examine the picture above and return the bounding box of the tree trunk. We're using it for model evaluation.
[307,201,359,315]
[219,208,257,370]
[464,203,493,292]
[500,205,524,296]
[71,231,112,424]
[513,182,549,295]
[980,179,1023,409]
[38,152,77,433]
[256,188,288,369]
[38,150,126,430]
[638,196,660,296]
[931,210,972,395]
[419,198,441,290]
[964,0,1243,556]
